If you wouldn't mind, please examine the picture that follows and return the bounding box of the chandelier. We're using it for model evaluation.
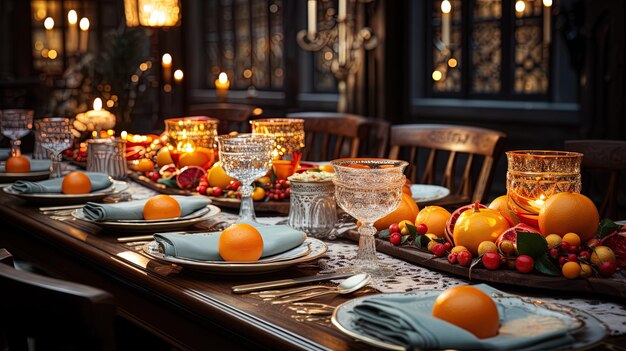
[298,0,378,113]
[124,0,181,27]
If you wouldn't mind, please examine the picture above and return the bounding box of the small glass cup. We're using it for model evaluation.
[35,118,75,178]
[288,179,337,239]
[506,150,583,227]
[0,109,34,157]
[217,133,275,224]
[251,118,305,179]
[331,158,408,278]
[87,138,128,180]
[164,116,219,150]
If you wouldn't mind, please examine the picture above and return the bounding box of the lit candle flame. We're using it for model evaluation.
[44,17,54,30]
[218,72,228,84]
[79,17,90,31]
[441,0,451,14]
[162,53,172,66]
[93,97,102,111]
[121,131,127,140]
[68,10,77,25]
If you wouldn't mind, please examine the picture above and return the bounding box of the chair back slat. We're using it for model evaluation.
[389,124,506,205]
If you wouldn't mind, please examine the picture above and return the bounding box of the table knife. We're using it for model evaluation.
[231,272,354,294]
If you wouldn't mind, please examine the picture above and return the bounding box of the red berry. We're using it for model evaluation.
[447,253,458,264]
[285,188,291,196]
[560,242,570,252]
[586,238,601,249]
[567,253,578,262]
[515,255,535,273]
[212,187,223,197]
[275,183,282,189]
[598,261,617,277]
[578,251,591,261]
[500,257,508,266]
[279,192,286,200]
[549,248,559,259]
[416,223,428,235]
[432,243,446,257]
[150,172,160,181]
[389,233,402,246]
[197,186,207,195]
[443,242,452,251]
[389,223,400,234]
[482,252,501,270]
[457,250,473,266]
[569,245,579,254]
[559,256,567,265]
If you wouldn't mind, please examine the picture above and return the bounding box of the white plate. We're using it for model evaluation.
[0,170,50,182]
[2,180,129,205]
[142,237,328,275]
[409,184,450,203]
[72,205,221,232]
[332,291,608,351]
[614,220,626,226]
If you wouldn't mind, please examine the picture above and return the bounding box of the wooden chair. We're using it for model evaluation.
[388,124,507,206]
[564,140,626,219]
[0,249,116,351]
[285,112,389,161]
[188,103,255,134]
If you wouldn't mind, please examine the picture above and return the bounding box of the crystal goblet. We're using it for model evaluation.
[35,118,75,179]
[0,109,34,157]
[331,158,408,278]
[217,134,275,224]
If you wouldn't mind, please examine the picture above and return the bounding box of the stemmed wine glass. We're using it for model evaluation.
[35,118,75,178]
[0,109,34,157]
[217,134,275,224]
[331,158,408,278]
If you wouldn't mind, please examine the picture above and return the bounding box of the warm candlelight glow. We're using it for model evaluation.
[543,0,553,7]
[174,69,183,82]
[215,72,230,100]
[441,0,451,14]
[218,72,228,84]
[68,10,78,24]
[448,58,458,68]
[107,129,115,136]
[441,0,451,46]
[432,70,443,81]
[79,17,90,31]
[44,17,54,30]
[162,53,172,66]
[93,98,103,111]
[121,131,128,140]
[515,0,526,13]
[47,50,58,59]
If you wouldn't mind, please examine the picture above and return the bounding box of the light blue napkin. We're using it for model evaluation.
[0,159,50,173]
[154,225,307,261]
[10,172,112,194]
[83,195,211,221]
[351,284,575,350]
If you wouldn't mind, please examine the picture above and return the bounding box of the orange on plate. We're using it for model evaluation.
[432,285,499,339]
[218,223,264,262]
[61,171,92,194]
[5,156,30,173]
[538,192,599,242]
[143,195,181,220]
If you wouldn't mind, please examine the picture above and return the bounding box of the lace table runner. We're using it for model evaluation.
[125,181,626,335]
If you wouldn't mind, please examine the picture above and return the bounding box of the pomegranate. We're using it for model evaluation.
[600,231,626,268]
[452,202,510,256]
[444,203,487,245]
[495,223,539,257]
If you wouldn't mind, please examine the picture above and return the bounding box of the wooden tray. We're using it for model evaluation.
[343,230,626,299]
[128,172,290,214]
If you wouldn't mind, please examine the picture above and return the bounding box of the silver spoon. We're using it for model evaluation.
[271,273,371,305]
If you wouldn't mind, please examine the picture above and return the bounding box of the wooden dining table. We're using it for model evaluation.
[0,179,624,350]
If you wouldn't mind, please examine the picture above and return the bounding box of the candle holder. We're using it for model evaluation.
[251,118,305,180]
[164,116,219,151]
[506,150,583,227]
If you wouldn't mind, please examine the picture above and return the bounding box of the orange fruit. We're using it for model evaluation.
[562,261,581,279]
[415,206,451,238]
[196,147,216,168]
[208,162,235,189]
[562,232,581,247]
[178,150,210,168]
[251,187,266,201]
[372,192,420,231]
[538,192,599,242]
[318,164,335,173]
[156,147,174,167]
[61,171,92,194]
[5,156,30,173]
[432,285,499,339]
[130,158,155,172]
[218,223,264,262]
[143,195,181,220]
[452,204,510,255]
[488,195,520,226]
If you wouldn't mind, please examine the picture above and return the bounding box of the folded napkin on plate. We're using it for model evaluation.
[0,159,51,173]
[351,284,575,350]
[83,195,211,221]
[153,225,307,261]
[10,172,112,194]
